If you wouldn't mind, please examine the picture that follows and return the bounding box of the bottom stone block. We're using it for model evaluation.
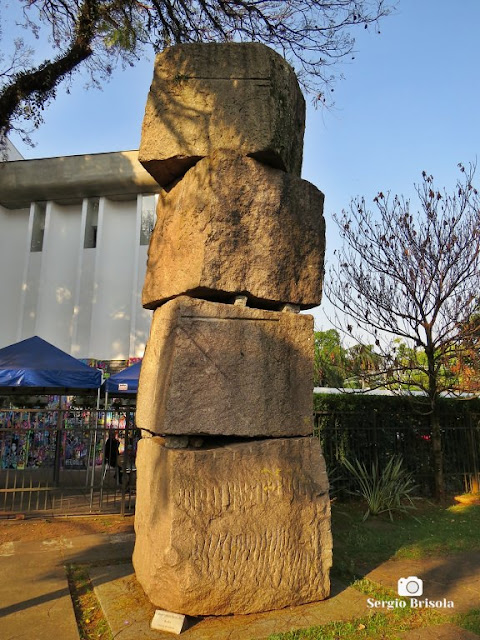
[133,436,332,616]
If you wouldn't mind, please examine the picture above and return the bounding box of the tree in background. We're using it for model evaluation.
[345,343,383,388]
[313,329,347,387]
[388,339,429,390]
[325,163,480,500]
[448,314,480,392]
[313,330,384,388]
[0,0,391,145]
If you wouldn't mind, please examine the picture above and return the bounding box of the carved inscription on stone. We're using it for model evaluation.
[172,470,322,515]
[133,437,332,615]
[190,523,330,593]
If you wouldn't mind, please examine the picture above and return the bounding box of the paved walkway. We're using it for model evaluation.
[1,529,479,640]
[0,531,134,640]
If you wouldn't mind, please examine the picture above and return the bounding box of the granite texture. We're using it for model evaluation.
[138,42,305,185]
[142,152,325,310]
[136,296,314,438]
[133,436,332,616]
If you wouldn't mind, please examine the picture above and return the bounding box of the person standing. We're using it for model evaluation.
[104,431,122,483]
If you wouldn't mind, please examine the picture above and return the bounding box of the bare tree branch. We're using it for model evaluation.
[325,162,480,500]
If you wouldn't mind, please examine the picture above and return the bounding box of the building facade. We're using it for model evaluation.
[0,150,160,362]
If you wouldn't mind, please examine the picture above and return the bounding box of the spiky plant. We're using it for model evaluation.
[343,455,418,521]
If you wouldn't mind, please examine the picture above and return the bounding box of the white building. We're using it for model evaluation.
[0,150,160,362]
[3,138,23,161]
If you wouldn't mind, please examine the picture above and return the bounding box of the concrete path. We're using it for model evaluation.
[0,532,134,640]
[366,553,480,613]
[91,567,369,640]
[0,538,80,640]
[1,529,479,640]
[398,625,479,640]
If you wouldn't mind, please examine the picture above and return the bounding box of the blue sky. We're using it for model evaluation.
[6,0,480,332]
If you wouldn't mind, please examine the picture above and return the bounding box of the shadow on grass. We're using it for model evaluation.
[331,499,480,584]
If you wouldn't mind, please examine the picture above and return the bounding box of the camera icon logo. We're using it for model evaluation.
[398,576,423,597]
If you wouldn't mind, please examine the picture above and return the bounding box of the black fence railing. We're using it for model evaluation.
[314,410,480,497]
[0,408,140,515]
[1,406,479,513]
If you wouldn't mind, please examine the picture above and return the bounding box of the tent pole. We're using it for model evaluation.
[85,388,101,488]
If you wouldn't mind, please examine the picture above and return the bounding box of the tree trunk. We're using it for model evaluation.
[430,411,445,502]
[425,335,444,501]
[0,0,98,136]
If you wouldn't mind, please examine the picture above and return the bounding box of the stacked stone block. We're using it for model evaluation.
[133,42,332,616]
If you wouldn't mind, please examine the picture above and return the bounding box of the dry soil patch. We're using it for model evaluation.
[0,514,134,544]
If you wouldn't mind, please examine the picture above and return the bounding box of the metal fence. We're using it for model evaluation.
[1,406,479,515]
[315,410,480,496]
[0,408,139,516]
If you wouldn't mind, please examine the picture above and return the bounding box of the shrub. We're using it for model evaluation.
[343,455,418,521]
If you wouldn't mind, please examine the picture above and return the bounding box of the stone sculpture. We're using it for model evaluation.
[136,296,315,438]
[138,42,305,184]
[142,151,325,310]
[133,41,332,617]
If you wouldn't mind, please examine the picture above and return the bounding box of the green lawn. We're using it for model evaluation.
[332,499,480,581]
[267,499,480,640]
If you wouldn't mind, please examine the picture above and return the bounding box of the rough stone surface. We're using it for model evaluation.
[142,153,325,310]
[136,296,314,438]
[138,42,305,185]
[132,436,332,616]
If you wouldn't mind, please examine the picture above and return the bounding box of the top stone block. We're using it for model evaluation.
[138,42,305,185]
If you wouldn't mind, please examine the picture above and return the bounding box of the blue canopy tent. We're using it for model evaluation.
[0,336,102,484]
[103,361,142,413]
[0,336,102,393]
[104,360,141,395]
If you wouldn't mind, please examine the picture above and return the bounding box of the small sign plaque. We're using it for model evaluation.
[118,383,129,391]
[151,609,186,634]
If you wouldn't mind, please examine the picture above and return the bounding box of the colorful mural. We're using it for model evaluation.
[0,409,137,470]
